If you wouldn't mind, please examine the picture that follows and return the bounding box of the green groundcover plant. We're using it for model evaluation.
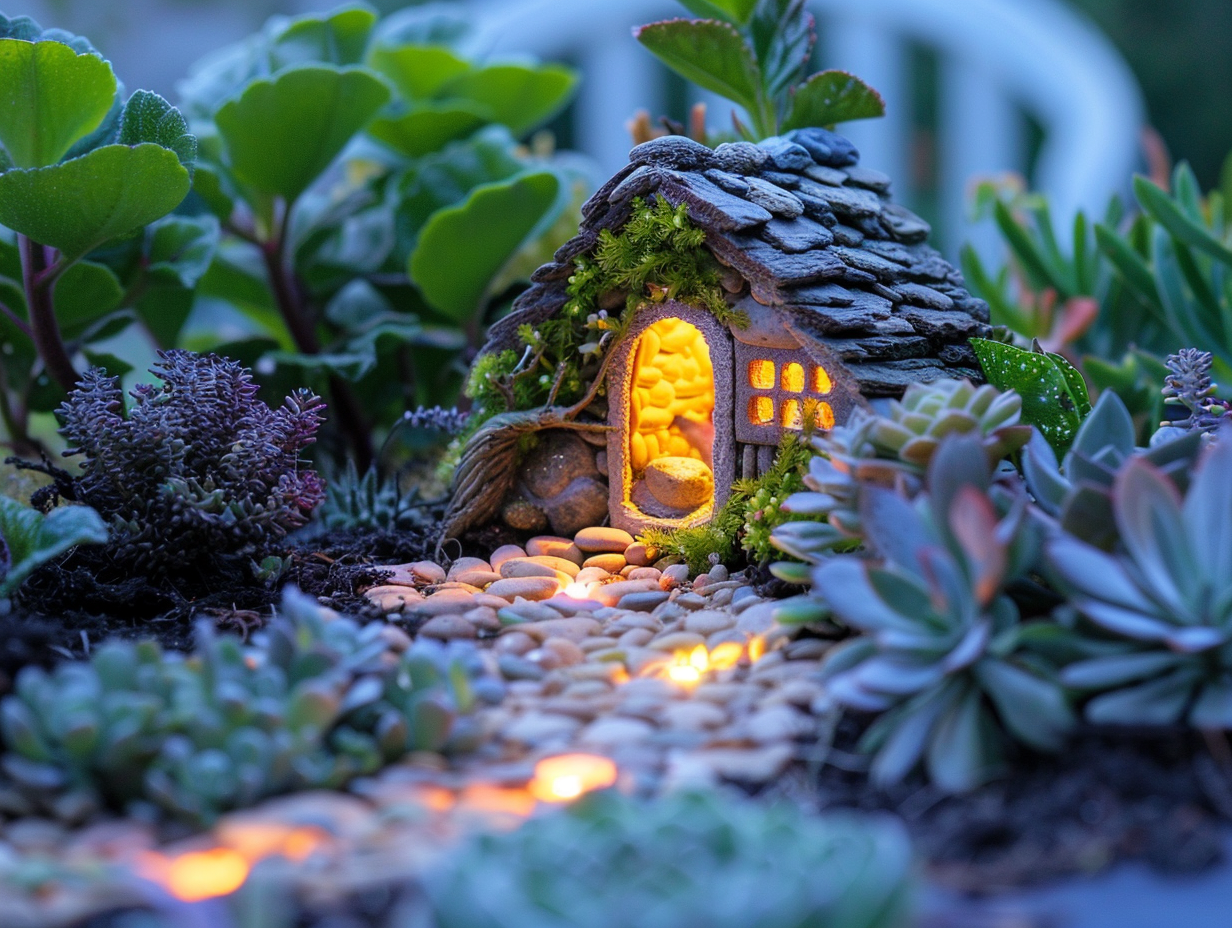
[0,4,586,468]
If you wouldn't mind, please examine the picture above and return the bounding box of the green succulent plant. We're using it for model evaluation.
[306,460,434,536]
[814,436,1072,792]
[0,590,496,824]
[1049,431,1232,728]
[422,790,914,928]
[771,379,1029,564]
[1023,389,1203,550]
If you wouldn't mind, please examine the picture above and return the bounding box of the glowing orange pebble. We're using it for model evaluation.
[459,783,537,819]
[528,754,619,802]
[139,847,249,902]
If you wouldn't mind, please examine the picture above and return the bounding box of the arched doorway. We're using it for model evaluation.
[607,303,735,534]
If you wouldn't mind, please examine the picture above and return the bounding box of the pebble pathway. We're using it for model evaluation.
[1,526,839,926]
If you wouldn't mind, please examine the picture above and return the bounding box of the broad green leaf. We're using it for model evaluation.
[0,144,190,262]
[1134,174,1232,266]
[134,215,220,348]
[442,63,578,136]
[373,5,471,50]
[410,171,560,324]
[782,70,885,131]
[394,126,525,248]
[0,37,116,168]
[0,497,107,596]
[368,103,488,157]
[367,44,470,100]
[194,251,286,343]
[145,214,220,289]
[52,260,122,336]
[748,0,814,101]
[269,5,376,71]
[191,164,237,221]
[215,65,391,201]
[676,0,759,25]
[970,338,1091,454]
[634,20,762,118]
[118,90,196,167]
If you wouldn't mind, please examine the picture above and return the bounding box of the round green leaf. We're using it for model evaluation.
[214,65,391,201]
[441,63,578,136]
[368,103,488,157]
[634,20,762,119]
[368,44,471,100]
[409,171,560,323]
[782,70,886,131]
[0,144,190,261]
[676,0,759,25]
[0,37,117,168]
[269,6,377,71]
[118,90,197,167]
[52,260,122,335]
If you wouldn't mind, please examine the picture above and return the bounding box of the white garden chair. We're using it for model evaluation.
[462,0,1145,257]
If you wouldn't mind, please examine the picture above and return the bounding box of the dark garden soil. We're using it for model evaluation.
[765,720,1232,894]
[0,524,441,695]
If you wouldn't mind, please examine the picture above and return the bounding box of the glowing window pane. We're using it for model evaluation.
[748,359,775,390]
[781,399,802,429]
[749,396,774,424]
[815,402,836,430]
[812,366,832,394]
[781,362,804,393]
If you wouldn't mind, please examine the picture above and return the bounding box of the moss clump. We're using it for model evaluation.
[641,434,814,574]
[462,197,745,441]
[565,196,736,323]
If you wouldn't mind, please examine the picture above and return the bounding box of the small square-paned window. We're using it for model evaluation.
[748,359,775,390]
[812,366,832,394]
[749,395,774,424]
[781,362,804,393]
[735,344,839,444]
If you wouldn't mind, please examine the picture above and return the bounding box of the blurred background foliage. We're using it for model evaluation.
[1068,0,1232,190]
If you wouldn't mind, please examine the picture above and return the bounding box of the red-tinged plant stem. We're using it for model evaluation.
[261,201,374,470]
[19,235,79,393]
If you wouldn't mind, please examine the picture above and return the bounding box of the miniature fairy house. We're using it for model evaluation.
[442,129,989,542]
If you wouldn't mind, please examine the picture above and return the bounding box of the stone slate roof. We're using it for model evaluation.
[482,129,988,396]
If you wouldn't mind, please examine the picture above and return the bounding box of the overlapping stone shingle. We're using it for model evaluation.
[477,125,989,396]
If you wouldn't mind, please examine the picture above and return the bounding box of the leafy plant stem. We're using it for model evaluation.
[260,199,373,469]
[19,235,78,392]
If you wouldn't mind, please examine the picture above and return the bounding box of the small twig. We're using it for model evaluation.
[563,331,626,420]
[544,357,569,406]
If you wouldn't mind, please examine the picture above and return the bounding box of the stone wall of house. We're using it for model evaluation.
[499,430,609,537]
